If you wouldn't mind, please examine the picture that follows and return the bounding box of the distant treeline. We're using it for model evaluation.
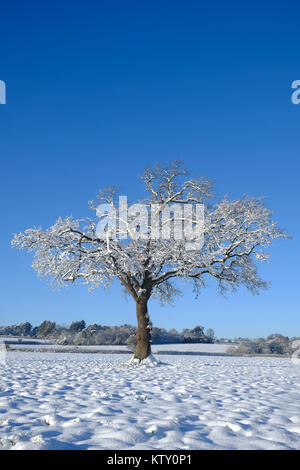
[227,334,300,356]
[0,321,216,346]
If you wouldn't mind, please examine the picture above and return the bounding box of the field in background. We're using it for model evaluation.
[1,338,234,355]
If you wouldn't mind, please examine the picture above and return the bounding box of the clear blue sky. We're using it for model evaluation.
[0,1,299,338]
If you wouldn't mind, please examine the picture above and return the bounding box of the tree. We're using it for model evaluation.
[18,322,32,336]
[37,320,56,338]
[192,325,205,336]
[12,161,288,361]
[70,320,86,332]
[205,328,215,342]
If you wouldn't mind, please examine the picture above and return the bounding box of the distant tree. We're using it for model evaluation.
[69,320,86,332]
[229,334,292,356]
[169,328,178,335]
[126,334,137,352]
[192,325,205,336]
[18,322,32,336]
[37,321,56,338]
[267,333,288,341]
[31,326,38,337]
[205,328,215,342]
[268,341,284,355]
[267,335,289,355]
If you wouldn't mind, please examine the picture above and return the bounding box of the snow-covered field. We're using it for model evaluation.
[0,352,299,450]
[5,342,232,354]
[152,343,232,354]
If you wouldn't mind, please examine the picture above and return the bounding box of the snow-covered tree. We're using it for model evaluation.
[12,161,288,361]
[69,320,86,332]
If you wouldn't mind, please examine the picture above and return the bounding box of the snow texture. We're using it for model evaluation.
[6,343,232,354]
[0,352,299,450]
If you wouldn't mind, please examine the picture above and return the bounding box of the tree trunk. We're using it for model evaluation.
[134,296,151,360]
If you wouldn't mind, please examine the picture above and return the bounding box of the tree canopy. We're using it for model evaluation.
[12,161,288,360]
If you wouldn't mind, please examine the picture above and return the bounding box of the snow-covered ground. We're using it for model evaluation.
[152,343,233,354]
[0,352,299,450]
[5,342,233,354]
